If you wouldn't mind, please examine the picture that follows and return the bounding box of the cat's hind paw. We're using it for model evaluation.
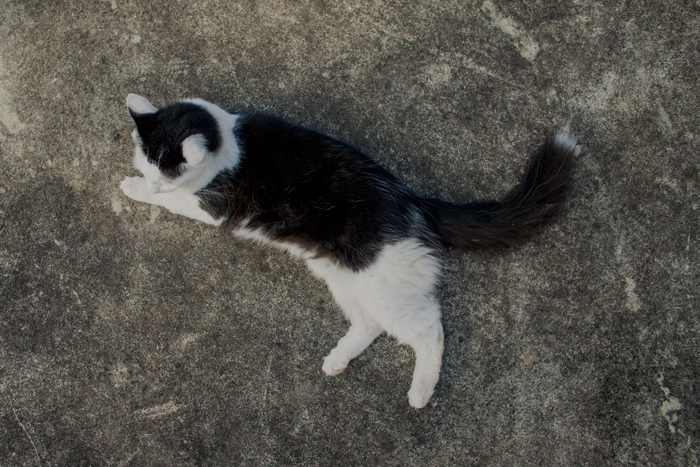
[120,176,149,202]
[322,352,348,376]
[407,384,434,409]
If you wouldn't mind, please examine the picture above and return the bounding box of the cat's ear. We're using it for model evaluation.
[182,134,206,165]
[127,94,158,136]
[126,93,158,117]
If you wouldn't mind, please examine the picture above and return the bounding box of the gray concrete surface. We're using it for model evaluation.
[1,1,698,465]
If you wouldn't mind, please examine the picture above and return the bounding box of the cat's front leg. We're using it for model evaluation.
[119,176,223,226]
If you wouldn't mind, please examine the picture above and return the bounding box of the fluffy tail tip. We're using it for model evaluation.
[552,131,578,154]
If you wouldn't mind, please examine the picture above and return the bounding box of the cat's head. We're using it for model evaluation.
[126,94,222,193]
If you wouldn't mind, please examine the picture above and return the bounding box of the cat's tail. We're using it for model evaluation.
[425,132,576,249]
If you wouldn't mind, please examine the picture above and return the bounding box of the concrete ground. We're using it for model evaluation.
[1,1,698,465]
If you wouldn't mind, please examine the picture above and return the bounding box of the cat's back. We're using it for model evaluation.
[230,112,407,200]
[233,113,369,170]
[219,112,425,267]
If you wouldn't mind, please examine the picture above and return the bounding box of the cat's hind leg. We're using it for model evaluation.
[400,312,444,409]
[322,317,383,376]
[305,257,384,376]
[309,239,444,408]
[355,239,444,408]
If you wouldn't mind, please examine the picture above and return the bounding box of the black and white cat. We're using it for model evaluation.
[120,93,576,408]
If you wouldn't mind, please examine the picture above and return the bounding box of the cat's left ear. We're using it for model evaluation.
[182,134,206,165]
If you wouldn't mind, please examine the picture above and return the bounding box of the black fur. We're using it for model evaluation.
[131,103,222,178]
[192,112,574,270]
[196,113,435,270]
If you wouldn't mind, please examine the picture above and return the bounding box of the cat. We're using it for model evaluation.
[120,93,576,408]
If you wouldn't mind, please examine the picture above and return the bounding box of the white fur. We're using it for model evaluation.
[232,221,307,258]
[182,134,206,165]
[307,239,444,408]
[553,131,578,153]
[120,95,445,408]
[126,93,157,114]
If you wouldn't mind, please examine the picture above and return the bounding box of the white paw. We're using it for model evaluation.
[322,352,347,376]
[407,384,434,409]
[120,176,149,202]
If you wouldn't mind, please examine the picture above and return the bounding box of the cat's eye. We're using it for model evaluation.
[162,163,186,180]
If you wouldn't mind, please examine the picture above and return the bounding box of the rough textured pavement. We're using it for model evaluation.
[1,1,698,465]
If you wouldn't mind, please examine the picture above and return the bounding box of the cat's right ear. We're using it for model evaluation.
[126,94,158,116]
[127,94,158,135]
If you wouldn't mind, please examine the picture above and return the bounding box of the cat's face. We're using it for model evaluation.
[126,94,222,193]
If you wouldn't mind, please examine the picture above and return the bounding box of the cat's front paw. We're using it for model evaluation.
[120,176,150,202]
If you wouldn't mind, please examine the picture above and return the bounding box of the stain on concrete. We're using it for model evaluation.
[657,374,683,435]
[482,0,540,62]
[0,60,24,134]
